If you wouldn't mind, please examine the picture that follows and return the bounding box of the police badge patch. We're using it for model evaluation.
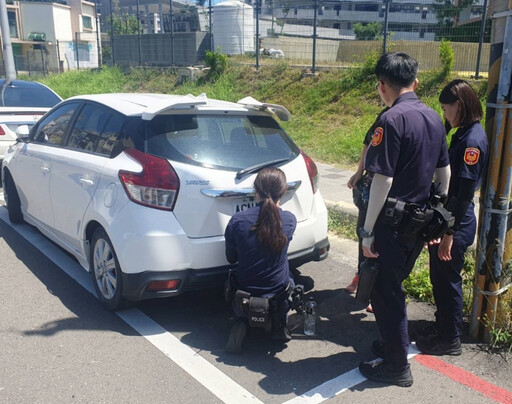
[371,127,383,146]
[464,147,480,165]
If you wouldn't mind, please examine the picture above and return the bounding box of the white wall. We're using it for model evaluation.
[19,3,71,43]
[53,6,73,42]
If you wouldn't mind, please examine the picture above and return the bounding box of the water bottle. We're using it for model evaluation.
[304,296,317,336]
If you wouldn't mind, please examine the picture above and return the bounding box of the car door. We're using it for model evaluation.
[49,103,124,253]
[11,102,80,228]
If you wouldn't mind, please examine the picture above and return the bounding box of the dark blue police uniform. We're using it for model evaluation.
[225,203,297,320]
[428,122,488,342]
[364,92,449,371]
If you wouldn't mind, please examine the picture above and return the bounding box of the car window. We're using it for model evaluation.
[0,83,61,107]
[67,104,123,156]
[32,102,79,146]
[96,112,124,156]
[145,114,299,170]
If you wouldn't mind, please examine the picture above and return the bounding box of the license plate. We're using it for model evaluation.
[233,197,257,213]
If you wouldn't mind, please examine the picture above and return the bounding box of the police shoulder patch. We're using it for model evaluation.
[464,147,480,165]
[371,127,383,147]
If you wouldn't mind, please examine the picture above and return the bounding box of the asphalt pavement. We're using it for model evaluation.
[0,165,511,403]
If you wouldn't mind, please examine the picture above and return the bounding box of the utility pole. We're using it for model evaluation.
[95,0,102,67]
[0,0,16,80]
[470,0,512,341]
[312,0,318,73]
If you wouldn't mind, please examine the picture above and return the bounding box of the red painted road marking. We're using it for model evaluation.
[415,354,512,404]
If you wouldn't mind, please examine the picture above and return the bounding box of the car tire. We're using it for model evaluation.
[90,227,125,311]
[4,172,24,224]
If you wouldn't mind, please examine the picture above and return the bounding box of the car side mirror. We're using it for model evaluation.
[15,124,30,138]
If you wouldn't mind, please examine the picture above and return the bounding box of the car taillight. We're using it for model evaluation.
[119,148,180,211]
[0,126,5,136]
[300,150,319,194]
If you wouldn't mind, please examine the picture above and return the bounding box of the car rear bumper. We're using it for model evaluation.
[121,237,329,301]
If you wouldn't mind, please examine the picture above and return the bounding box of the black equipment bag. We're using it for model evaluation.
[248,297,271,330]
[355,259,380,305]
[421,205,455,242]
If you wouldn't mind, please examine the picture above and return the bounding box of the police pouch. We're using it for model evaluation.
[421,205,455,241]
[355,259,380,305]
[248,297,271,330]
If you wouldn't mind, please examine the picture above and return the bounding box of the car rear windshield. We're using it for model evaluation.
[0,84,61,108]
[145,114,299,170]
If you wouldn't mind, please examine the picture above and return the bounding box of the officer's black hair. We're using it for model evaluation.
[439,79,483,130]
[251,167,289,254]
[375,52,418,90]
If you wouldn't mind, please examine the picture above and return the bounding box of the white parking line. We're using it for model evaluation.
[0,207,420,403]
[0,208,262,404]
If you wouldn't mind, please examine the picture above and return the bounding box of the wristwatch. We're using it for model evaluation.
[358,227,374,239]
[445,228,455,236]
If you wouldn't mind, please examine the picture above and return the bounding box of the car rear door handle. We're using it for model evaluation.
[80,178,94,187]
[40,167,50,174]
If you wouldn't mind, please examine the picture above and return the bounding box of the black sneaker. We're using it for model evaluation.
[359,361,413,387]
[416,335,461,356]
[225,320,247,354]
[372,340,386,358]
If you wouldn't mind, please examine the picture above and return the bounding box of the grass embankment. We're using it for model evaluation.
[31,61,509,350]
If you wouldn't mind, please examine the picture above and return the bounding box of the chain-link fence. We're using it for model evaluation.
[100,0,490,74]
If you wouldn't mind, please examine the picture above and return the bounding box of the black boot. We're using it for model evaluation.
[225,319,247,354]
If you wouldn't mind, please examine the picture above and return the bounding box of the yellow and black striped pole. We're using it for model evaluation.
[470,0,512,340]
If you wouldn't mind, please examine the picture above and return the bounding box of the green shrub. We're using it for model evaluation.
[204,47,228,80]
[439,38,455,78]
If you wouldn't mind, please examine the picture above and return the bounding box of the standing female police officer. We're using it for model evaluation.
[417,80,488,356]
[224,167,297,353]
[358,53,450,387]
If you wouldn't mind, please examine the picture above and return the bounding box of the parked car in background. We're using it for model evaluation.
[2,93,329,310]
[0,79,62,161]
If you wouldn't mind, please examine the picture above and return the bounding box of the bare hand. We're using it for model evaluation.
[362,237,379,258]
[347,171,362,189]
[437,234,453,261]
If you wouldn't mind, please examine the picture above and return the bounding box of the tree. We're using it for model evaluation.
[110,0,142,35]
[353,22,382,40]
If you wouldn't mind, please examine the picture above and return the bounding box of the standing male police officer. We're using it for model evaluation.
[358,52,451,387]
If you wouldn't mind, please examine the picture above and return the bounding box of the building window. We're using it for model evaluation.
[82,15,93,30]
[422,7,427,19]
[7,11,18,38]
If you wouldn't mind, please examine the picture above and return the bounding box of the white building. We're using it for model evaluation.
[245,0,485,41]
[1,0,100,73]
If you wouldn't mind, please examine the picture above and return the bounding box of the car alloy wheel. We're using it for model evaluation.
[90,228,124,310]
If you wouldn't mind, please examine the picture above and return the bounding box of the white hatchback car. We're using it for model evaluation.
[0,79,62,161]
[2,93,329,310]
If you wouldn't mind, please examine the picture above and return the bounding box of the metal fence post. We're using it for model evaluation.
[312,0,318,73]
[475,0,489,79]
[209,0,213,51]
[382,0,390,55]
[75,32,80,70]
[256,0,260,70]
[27,51,31,76]
[170,0,174,65]
[136,0,141,66]
[109,0,115,65]
[40,48,45,76]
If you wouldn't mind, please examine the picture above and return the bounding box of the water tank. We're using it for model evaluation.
[213,0,255,55]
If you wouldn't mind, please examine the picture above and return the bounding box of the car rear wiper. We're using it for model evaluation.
[236,158,290,180]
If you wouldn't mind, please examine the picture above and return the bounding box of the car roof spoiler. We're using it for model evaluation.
[237,96,291,121]
[142,93,208,120]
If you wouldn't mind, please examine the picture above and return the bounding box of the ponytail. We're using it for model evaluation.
[251,168,288,253]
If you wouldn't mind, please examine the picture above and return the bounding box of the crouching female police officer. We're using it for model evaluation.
[416,79,489,355]
[224,167,297,354]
